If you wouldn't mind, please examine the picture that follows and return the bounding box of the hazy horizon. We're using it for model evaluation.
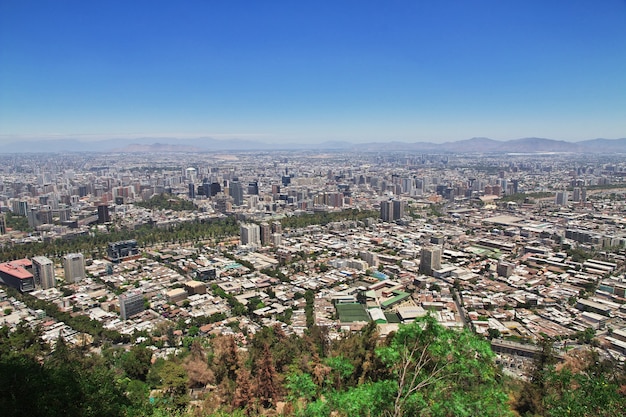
[1,1,625,144]
[1,134,626,147]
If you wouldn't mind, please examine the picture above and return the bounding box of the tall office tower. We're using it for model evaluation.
[0,213,6,235]
[229,180,244,206]
[188,183,196,199]
[119,290,145,320]
[209,182,221,196]
[240,223,261,246]
[27,207,40,229]
[32,256,55,289]
[419,246,442,276]
[581,188,587,203]
[392,199,405,220]
[12,200,29,216]
[380,200,394,222]
[97,204,110,223]
[248,181,259,195]
[512,179,519,194]
[572,187,581,202]
[381,199,405,222]
[259,222,272,246]
[500,179,508,195]
[555,190,569,206]
[63,253,85,283]
[402,177,414,195]
[185,167,197,183]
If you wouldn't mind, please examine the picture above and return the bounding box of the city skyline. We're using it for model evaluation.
[1,1,625,144]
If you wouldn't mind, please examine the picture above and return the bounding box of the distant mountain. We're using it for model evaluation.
[439,137,501,153]
[574,138,626,153]
[1,136,625,153]
[111,143,205,153]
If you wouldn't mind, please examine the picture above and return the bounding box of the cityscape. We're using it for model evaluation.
[0,146,625,415]
[2,1,626,416]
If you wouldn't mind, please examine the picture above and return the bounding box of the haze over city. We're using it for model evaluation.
[1,0,625,145]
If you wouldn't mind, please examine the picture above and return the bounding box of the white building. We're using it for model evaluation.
[32,256,55,289]
[240,223,261,246]
[63,253,85,283]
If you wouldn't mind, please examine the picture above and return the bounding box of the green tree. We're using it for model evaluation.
[377,316,510,417]
[285,371,317,402]
[305,316,510,417]
[155,360,189,410]
[324,356,354,390]
[120,345,153,381]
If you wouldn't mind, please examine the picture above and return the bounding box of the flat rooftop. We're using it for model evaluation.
[0,260,33,280]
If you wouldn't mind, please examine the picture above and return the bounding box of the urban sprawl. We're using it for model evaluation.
[1,150,626,378]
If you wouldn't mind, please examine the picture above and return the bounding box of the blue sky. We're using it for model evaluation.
[1,0,625,144]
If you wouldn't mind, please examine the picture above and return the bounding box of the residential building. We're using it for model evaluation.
[32,256,55,289]
[240,223,261,246]
[63,253,85,283]
[119,290,145,320]
[420,246,442,276]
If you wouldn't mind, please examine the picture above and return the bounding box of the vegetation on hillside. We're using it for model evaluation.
[2,315,624,416]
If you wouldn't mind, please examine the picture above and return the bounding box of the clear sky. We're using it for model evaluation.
[1,0,625,144]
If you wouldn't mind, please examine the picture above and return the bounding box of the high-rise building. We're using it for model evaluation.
[63,253,85,283]
[380,200,394,222]
[119,290,145,320]
[209,182,221,196]
[512,179,520,194]
[260,222,272,246]
[381,199,405,222]
[0,213,6,235]
[555,190,569,206]
[229,180,244,206]
[12,200,29,216]
[248,181,259,195]
[268,232,279,246]
[419,247,441,276]
[32,256,55,289]
[392,199,405,220]
[185,167,197,183]
[97,204,110,223]
[496,261,515,278]
[240,223,261,246]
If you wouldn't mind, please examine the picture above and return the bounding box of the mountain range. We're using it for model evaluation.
[1,136,625,154]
